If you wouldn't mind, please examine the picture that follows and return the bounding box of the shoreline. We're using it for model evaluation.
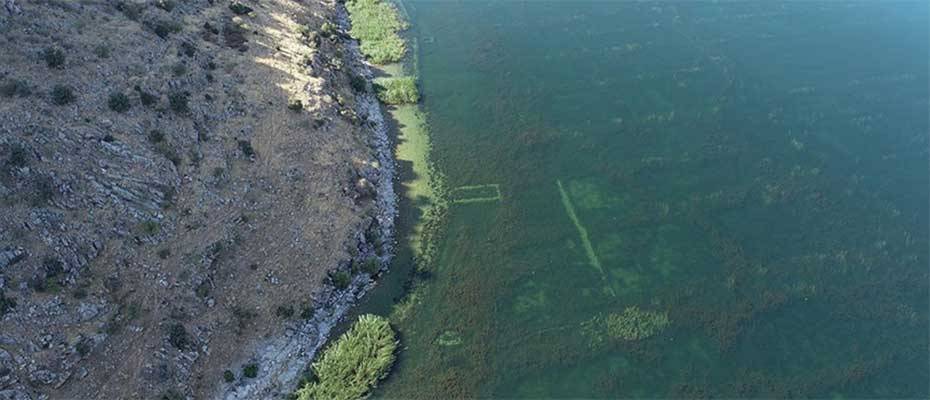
[220,3,398,399]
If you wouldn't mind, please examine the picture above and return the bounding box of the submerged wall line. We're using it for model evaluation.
[450,183,502,204]
[556,179,615,297]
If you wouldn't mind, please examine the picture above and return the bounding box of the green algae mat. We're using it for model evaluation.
[359,1,930,398]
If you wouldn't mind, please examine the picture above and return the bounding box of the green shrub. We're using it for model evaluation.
[161,390,183,400]
[345,0,408,64]
[275,305,294,319]
[330,270,351,290]
[138,220,160,236]
[31,175,57,206]
[0,291,16,317]
[237,140,255,158]
[180,41,196,57]
[0,79,31,97]
[287,98,303,112]
[93,45,111,59]
[108,92,131,112]
[168,91,189,113]
[43,47,65,69]
[361,257,380,275]
[148,130,166,143]
[50,85,76,105]
[223,370,235,383]
[4,143,28,168]
[294,314,397,400]
[242,363,258,378]
[152,20,182,39]
[75,338,91,356]
[138,89,158,107]
[349,74,367,93]
[229,2,254,15]
[300,304,316,320]
[167,322,189,350]
[156,142,181,166]
[155,0,175,12]
[320,21,337,39]
[116,1,146,20]
[373,76,419,105]
[171,62,187,77]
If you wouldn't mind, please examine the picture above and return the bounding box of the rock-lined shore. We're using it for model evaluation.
[0,0,393,398]
[221,3,397,398]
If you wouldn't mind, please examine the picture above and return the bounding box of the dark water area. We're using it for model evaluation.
[366,1,930,398]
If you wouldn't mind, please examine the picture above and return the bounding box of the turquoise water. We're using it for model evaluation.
[365,1,929,398]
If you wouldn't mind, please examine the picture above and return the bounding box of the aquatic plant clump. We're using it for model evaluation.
[606,306,670,340]
[583,306,670,346]
[295,314,398,400]
[346,0,408,64]
[374,76,420,105]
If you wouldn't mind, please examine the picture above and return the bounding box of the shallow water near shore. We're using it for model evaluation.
[361,1,929,397]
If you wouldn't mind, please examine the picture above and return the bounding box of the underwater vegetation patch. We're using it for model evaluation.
[436,330,463,347]
[582,306,670,347]
[295,314,397,400]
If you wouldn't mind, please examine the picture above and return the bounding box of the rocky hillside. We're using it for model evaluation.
[0,0,390,398]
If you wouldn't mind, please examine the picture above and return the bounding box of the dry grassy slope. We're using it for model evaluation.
[0,0,383,398]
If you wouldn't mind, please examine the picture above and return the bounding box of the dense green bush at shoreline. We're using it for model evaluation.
[295,314,398,400]
[374,76,420,105]
[346,0,408,64]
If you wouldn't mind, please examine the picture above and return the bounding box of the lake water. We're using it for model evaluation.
[362,1,929,398]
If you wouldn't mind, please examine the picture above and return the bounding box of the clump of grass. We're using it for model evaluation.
[50,85,75,105]
[242,363,258,378]
[294,314,397,400]
[345,0,408,64]
[108,92,131,112]
[43,47,65,69]
[373,76,419,105]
